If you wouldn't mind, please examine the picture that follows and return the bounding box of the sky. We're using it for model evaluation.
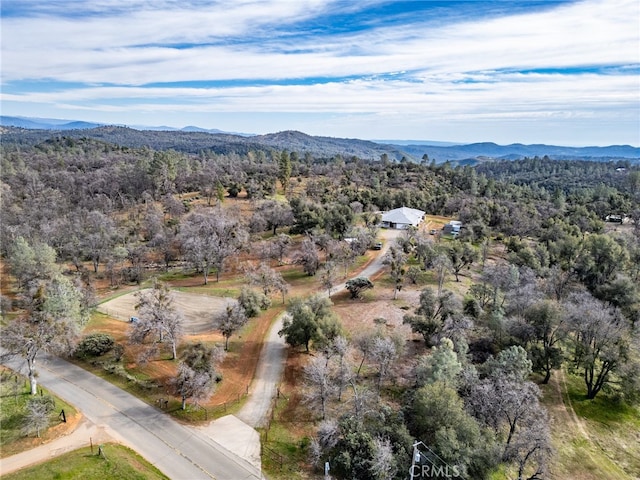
[1,0,639,146]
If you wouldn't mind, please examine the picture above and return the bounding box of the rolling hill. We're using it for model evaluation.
[1,117,638,164]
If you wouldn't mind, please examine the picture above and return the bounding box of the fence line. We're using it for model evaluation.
[207,384,250,417]
[259,385,303,473]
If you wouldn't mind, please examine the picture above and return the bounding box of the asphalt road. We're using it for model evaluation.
[1,354,262,480]
[0,229,401,478]
[236,228,399,428]
[236,313,287,428]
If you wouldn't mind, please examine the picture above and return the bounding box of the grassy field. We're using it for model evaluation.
[261,363,640,480]
[259,387,315,480]
[540,370,640,480]
[2,444,168,480]
[0,369,78,458]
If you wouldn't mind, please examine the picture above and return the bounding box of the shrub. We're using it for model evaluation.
[345,277,374,299]
[75,332,115,358]
[238,287,271,318]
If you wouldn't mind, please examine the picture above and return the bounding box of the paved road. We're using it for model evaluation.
[236,314,287,428]
[236,229,399,426]
[0,418,113,475]
[0,229,400,478]
[1,354,262,480]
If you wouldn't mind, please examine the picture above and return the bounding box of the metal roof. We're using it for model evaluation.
[381,206,425,226]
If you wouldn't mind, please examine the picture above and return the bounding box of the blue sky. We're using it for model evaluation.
[1,0,639,146]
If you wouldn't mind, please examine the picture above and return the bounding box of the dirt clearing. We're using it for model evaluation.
[98,290,236,335]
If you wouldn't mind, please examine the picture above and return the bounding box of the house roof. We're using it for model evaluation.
[381,206,425,226]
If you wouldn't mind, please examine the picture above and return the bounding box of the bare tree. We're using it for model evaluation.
[471,377,543,447]
[565,291,629,399]
[370,336,399,392]
[504,413,552,480]
[82,210,116,273]
[326,335,351,401]
[272,233,291,265]
[505,267,543,317]
[148,227,180,271]
[130,280,184,360]
[304,355,336,420]
[483,263,521,309]
[21,396,55,438]
[295,237,320,276]
[212,303,248,351]
[244,262,288,303]
[319,261,339,296]
[197,161,221,206]
[354,331,378,379]
[432,253,452,294]
[173,342,225,410]
[179,207,248,284]
[542,264,575,301]
[0,294,13,321]
[2,275,87,395]
[252,200,294,235]
[370,437,398,480]
[383,244,407,299]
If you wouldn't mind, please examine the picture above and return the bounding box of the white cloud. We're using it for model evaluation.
[1,0,638,145]
[3,0,637,85]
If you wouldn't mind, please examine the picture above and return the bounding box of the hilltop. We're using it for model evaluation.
[1,118,638,164]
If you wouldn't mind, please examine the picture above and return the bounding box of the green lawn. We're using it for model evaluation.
[2,444,168,480]
[0,370,78,458]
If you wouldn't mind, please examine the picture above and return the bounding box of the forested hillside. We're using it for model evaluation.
[2,125,638,163]
[1,132,639,479]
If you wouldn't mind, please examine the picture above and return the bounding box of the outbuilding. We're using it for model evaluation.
[443,220,462,236]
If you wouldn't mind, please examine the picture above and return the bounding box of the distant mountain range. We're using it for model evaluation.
[1,116,638,164]
[396,142,640,163]
[0,116,245,135]
[1,116,105,130]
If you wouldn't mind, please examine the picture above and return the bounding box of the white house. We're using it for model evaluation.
[381,207,425,229]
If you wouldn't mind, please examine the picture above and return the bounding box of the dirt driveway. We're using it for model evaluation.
[98,290,236,335]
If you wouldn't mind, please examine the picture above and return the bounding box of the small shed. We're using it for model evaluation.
[443,221,462,235]
[381,207,425,229]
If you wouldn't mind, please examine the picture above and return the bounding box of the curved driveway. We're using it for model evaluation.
[235,228,400,426]
[0,229,400,478]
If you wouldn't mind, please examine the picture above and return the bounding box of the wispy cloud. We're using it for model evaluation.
[1,0,638,145]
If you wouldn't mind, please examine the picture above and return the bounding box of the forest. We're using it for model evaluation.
[1,132,639,480]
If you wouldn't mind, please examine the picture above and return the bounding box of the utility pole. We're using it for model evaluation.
[410,441,420,480]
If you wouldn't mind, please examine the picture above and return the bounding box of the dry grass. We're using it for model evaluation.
[98,289,236,335]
